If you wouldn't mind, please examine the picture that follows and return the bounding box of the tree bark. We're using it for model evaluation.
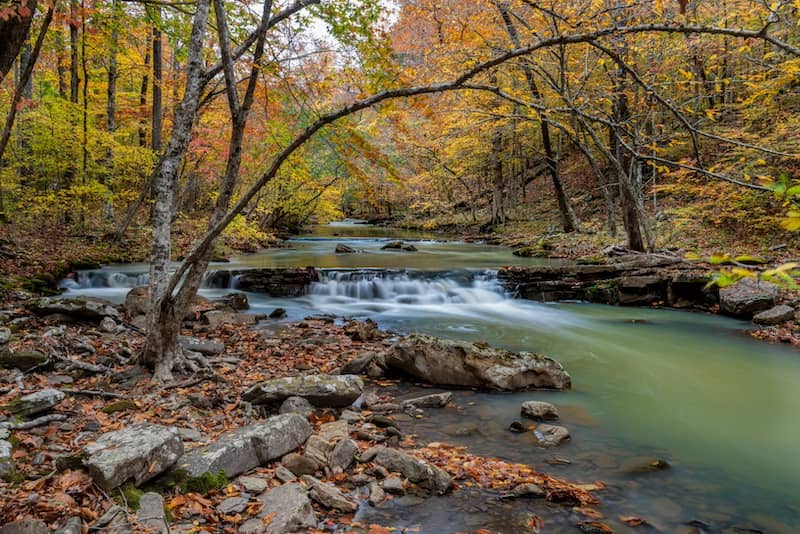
[106,0,119,133]
[69,0,79,104]
[138,44,151,147]
[0,0,38,83]
[151,17,163,152]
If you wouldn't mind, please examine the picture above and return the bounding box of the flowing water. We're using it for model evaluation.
[59,221,800,533]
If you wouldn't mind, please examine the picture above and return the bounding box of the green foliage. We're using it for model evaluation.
[101,400,138,414]
[115,482,145,510]
[182,470,228,494]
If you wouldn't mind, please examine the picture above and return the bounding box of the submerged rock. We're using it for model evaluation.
[719,278,778,318]
[381,241,418,252]
[243,374,364,407]
[256,483,317,533]
[520,400,559,421]
[178,414,311,478]
[752,304,794,325]
[401,392,452,409]
[83,424,183,490]
[335,244,357,254]
[533,424,570,448]
[383,334,571,390]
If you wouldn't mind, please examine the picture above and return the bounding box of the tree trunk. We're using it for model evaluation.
[490,127,506,227]
[141,0,212,382]
[69,0,79,104]
[0,0,38,82]
[151,19,163,152]
[106,0,119,133]
[138,44,150,147]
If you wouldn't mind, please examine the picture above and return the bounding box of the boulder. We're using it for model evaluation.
[83,424,183,490]
[256,483,317,534]
[339,352,376,375]
[281,453,318,476]
[279,396,314,418]
[0,439,13,477]
[533,424,570,447]
[202,311,257,329]
[401,392,452,409]
[0,349,46,371]
[381,241,418,252]
[225,268,320,297]
[383,335,571,391]
[344,319,380,342]
[520,400,559,421]
[243,374,364,407]
[137,492,168,534]
[28,296,120,322]
[318,420,349,442]
[719,278,779,318]
[753,304,795,325]
[222,292,250,310]
[303,435,332,467]
[124,287,149,318]
[335,244,357,254]
[269,308,287,319]
[371,446,453,494]
[301,475,358,512]
[0,519,49,534]
[5,388,64,418]
[99,317,118,334]
[178,414,311,478]
[329,438,359,472]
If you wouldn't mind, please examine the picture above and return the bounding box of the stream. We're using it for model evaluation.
[59,221,800,533]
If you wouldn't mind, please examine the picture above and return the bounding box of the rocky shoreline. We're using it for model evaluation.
[0,293,601,534]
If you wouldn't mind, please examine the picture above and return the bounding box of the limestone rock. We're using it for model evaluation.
[6,388,64,418]
[124,287,149,318]
[256,483,317,533]
[53,517,83,534]
[335,244,356,254]
[318,420,349,442]
[28,296,120,322]
[384,334,571,391]
[243,374,364,407]
[0,349,47,371]
[371,446,453,494]
[0,519,49,534]
[137,492,168,534]
[368,482,385,506]
[217,495,250,514]
[274,465,297,483]
[279,396,314,418]
[0,439,13,477]
[83,423,183,490]
[202,311,257,329]
[301,475,358,512]
[180,337,224,355]
[401,392,452,409]
[533,424,570,447]
[237,475,268,493]
[329,438,359,472]
[281,453,319,476]
[719,278,779,318]
[752,304,795,325]
[178,414,311,478]
[520,400,559,421]
[381,476,405,495]
[0,326,11,345]
[99,317,118,334]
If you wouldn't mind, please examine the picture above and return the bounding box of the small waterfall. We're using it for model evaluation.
[310,269,506,305]
[60,270,150,289]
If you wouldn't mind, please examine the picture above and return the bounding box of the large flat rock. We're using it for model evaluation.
[83,424,183,490]
[28,296,120,321]
[243,375,364,407]
[719,278,779,318]
[5,388,64,418]
[383,334,571,390]
[178,414,311,478]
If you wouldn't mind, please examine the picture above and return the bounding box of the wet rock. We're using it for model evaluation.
[301,475,358,512]
[443,422,480,437]
[381,241,417,252]
[53,517,82,534]
[533,424,570,447]
[368,482,385,506]
[217,495,250,514]
[719,278,779,318]
[279,396,314,418]
[228,268,320,297]
[137,492,168,533]
[401,392,452,409]
[0,519,49,534]
[83,423,183,490]
[383,334,571,390]
[339,352,376,374]
[0,439,13,477]
[243,374,364,407]
[5,388,64,418]
[269,308,287,319]
[179,414,311,478]
[202,311,257,329]
[382,476,405,495]
[281,453,319,476]
[223,292,250,311]
[335,244,357,253]
[369,415,396,427]
[256,482,317,533]
[0,349,47,371]
[520,400,559,421]
[180,337,224,355]
[99,317,118,334]
[274,465,297,483]
[329,438,359,472]
[753,304,795,325]
[371,446,453,494]
[506,483,545,498]
[28,296,121,322]
[238,475,268,493]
